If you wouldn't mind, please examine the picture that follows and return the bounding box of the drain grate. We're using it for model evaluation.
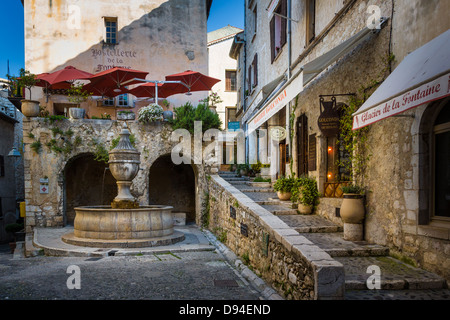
[214,279,239,287]
[85,257,103,261]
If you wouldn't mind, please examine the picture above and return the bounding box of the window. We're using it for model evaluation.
[226,107,237,130]
[432,105,450,219]
[248,54,258,91]
[225,70,237,92]
[103,98,115,106]
[253,5,257,35]
[118,94,129,106]
[104,17,118,44]
[306,0,316,45]
[0,155,4,177]
[270,0,287,63]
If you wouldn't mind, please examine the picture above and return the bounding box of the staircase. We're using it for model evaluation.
[219,171,450,300]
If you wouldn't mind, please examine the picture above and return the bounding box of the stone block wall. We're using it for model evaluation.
[22,118,216,231]
[207,175,345,300]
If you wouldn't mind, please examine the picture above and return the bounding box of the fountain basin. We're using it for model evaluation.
[62,205,185,248]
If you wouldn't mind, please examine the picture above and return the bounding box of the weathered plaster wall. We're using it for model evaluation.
[22,118,217,230]
[208,36,240,129]
[24,0,209,117]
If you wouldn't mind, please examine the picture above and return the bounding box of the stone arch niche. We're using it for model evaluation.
[148,154,196,223]
[63,153,117,225]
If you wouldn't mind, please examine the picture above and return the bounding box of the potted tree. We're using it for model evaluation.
[13,69,40,117]
[273,176,295,201]
[292,176,320,215]
[340,184,365,241]
[67,82,92,119]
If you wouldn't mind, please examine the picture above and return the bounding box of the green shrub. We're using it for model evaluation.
[291,176,320,206]
[169,102,222,134]
[273,176,296,193]
[340,184,365,195]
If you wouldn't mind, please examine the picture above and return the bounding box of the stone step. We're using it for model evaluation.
[222,177,250,182]
[238,188,275,193]
[335,256,447,290]
[260,204,298,216]
[299,232,389,257]
[278,215,343,233]
[242,191,279,202]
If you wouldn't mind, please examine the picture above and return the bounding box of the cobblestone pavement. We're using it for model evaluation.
[0,244,262,300]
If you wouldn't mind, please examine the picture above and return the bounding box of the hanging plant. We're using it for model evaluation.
[138,103,164,123]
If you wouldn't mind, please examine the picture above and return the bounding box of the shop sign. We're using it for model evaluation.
[318,97,340,137]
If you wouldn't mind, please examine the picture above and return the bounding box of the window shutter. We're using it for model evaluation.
[248,66,252,90]
[270,17,275,63]
[225,71,231,91]
[281,0,287,47]
[254,54,258,86]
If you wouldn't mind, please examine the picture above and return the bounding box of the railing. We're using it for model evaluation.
[323,181,351,198]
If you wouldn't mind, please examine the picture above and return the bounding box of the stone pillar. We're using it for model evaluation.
[248,130,258,165]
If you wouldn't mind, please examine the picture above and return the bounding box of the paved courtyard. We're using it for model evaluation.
[0,243,263,301]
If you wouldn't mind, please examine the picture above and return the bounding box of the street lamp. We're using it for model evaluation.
[8,147,21,158]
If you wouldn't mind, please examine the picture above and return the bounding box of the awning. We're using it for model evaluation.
[302,21,385,86]
[353,29,450,130]
[247,72,302,135]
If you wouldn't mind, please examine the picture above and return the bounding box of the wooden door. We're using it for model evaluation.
[297,115,308,176]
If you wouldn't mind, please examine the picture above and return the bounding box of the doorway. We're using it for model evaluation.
[297,114,308,176]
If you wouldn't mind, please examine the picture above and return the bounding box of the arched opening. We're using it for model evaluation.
[64,154,117,225]
[419,98,450,225]
[148,155,196,224]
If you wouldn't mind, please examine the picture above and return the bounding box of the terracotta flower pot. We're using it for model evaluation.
[298,203,313,215]
[277,191,291,201]
[340,194,365,224]
[21,100,40,117]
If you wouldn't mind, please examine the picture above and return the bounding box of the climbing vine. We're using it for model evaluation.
[338,53,396,185]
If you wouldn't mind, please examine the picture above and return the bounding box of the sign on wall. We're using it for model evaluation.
[318,97,340,137]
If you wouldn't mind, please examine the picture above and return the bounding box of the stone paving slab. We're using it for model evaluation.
[278,215,343,233]
[242,191,279,202]
[32,225,216,257]
[335,256,447,290]
[299,232,389,257]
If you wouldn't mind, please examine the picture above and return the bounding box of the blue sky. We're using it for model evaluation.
[0,0,244,79]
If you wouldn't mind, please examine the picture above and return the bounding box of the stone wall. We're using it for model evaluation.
[22,118,215,231]
[207,175,345,300]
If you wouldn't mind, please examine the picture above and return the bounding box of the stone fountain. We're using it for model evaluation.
[62,123,185,248]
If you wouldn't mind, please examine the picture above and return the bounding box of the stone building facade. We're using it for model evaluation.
[23,0,213,118]
[233,0,450,281]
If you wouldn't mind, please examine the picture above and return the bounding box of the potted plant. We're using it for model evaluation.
[67,82,92,119]
[160,99,173,121]
[13,69,40,117]
[117,110,135,121]
[236,163,250,176]
[339,184,365,241]
[5,221,25,253]
[292,176,320,215]
[273,176,295,201]
[138,103,164,123]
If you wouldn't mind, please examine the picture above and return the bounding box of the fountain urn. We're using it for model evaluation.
[109,123,141,209]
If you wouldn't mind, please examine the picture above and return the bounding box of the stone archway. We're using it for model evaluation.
[148,154,196,223]
[63,153,117,225]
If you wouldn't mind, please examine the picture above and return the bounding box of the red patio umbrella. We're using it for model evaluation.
[88,67,149,92]
[128,82,185,99]
[164,70,220,93]
[37,66,93,85]
[83,82,130,98]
